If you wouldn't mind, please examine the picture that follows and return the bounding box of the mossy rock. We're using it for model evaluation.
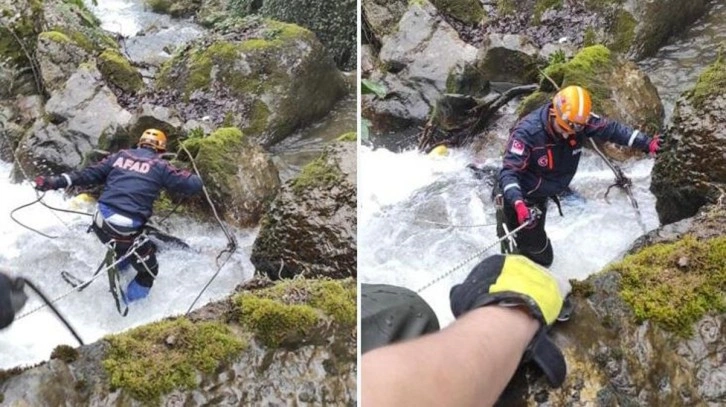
[686,55,726,110]
[0,0,45,71]
[156,18,346,146]
[102,318,246,405]
[430,0,484,25]
[97,49,143,93]
[234,278,356,347]
[181,127,280,227]
[290,150,342,193]
[608,235,726,337]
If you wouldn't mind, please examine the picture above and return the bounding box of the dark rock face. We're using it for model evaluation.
[251,141,356,280]
[650,58,726,225]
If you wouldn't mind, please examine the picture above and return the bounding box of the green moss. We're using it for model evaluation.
[570,279,595,298]
[243,100,270,135]
[182,127,244,182]
[50,27,95,52]
[583,27,598,47]
[533,0,561,24]
[103,318,245,404]
[607,10,636,53]
[608,235,726,337]
[517,91,550,117]
[97,49,143,93]
[50,345,79,363]
[541,45,613,110]
[688,56,726,109]
[234,278,356,347]
[409,0,426,5]
[496,0,516,16]
[291,151,341,192]
[336,132,357,142]
[430,0,484,25]
[38,31,73,44]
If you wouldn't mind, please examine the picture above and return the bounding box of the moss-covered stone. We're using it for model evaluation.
[607,10,636,53]
[97,49,143,93]
[520,45,614,117]
[336,132,357,142]
[103,318,246,404]
[38,31,73,44]
[608,235,726,337]
[50,344,79,363]
[234,278,356,347]
[146,0,172,13]
[290,151,341,192]
[181,127,243,189]
[243,100,271,135]
[687,55,726,109]
[430,0,484,25]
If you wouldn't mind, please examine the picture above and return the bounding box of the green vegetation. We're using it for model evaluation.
[182,127,244,187]
[145,0,171,13]
[234,278,356,347]
[687,55,726,109]
[336,132,357,142]
[609,235,726,337]
[38,31,73,44]
[518,45,614,117]
[361,78,387,99]
[607,10,636,53]
[496,0,516,16]
[430,0,484,25]
[97,49,143,93]
[50,345,79,363]
[243,100,270,135]
[103,318,245,404]
[291,151,341,192]
[583,27,598,47]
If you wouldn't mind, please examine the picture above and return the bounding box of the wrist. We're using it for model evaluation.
[466,306,540,345]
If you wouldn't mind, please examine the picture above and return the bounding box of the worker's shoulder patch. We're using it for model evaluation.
[510,139,526,155]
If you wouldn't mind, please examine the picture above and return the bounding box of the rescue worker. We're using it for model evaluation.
[496,86,661,266]
[34,129,203,303]
[0,271,28,329]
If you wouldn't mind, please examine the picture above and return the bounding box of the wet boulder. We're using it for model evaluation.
[478,0,711,60]
[499,203,726,406]
[474,33,541,84]
[155,18,347,147]
[96,49,144,94]
[180,127,280,228]
[650,57,726,225]
[254,0,357,70]
[15,65,132,176]
[364,2,480,135]
[251,139,356,280]
[36,31,92,92]
[362,0,408,43]
[518,45,663,161]
[429,0,484,25]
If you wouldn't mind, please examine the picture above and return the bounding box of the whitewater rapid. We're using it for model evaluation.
[0,165,255,369]
[358,146,659,327]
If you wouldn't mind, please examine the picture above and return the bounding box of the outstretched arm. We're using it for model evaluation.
[362,305,538,407]
[583,115,654,152]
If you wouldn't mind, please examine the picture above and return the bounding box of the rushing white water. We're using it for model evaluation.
[0,162,256,369]
[359,145,659,327]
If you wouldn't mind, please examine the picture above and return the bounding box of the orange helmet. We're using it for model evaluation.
[138,128,167,151]
[551,86,592,136]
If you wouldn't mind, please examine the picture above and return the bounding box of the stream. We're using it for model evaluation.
[360,3,726,327]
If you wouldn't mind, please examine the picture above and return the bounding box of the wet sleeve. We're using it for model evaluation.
[584,115,651,152]
[66,154,116,186]
[498,131,530,205]
[161,164,203,196]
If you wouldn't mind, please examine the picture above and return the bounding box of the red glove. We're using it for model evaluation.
[34,175,67,191]
[647,134,661,156]
[514,200,535,227]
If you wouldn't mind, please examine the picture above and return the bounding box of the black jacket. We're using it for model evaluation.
[498,104,652,205]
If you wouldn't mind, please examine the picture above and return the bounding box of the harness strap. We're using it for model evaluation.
[104,246,129,317]
[550,195,564,217]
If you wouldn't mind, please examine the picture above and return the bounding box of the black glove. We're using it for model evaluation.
[34,175,68,191]
[450,254,571,387]
[0,272,28,329]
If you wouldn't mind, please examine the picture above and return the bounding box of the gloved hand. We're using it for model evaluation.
[646,134,661,156]
[0,272,28,330]
[450,254,572,387]
[514,200,538,228]
[34,175,68,191]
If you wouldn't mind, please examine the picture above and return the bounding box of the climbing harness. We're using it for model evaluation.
[178,142,238,315]
[416,220,535,293]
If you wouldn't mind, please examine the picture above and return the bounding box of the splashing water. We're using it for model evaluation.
[0,162,255,369]
[359,146,659,327]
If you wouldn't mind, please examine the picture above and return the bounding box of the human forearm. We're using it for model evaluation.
[362,306,538,407]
